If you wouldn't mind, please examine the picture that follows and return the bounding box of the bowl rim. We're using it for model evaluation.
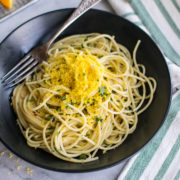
[0,8,172,173]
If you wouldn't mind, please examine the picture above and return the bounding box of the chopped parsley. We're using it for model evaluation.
[48,127,55,130]
[85,133,90,137]
[61,96,66,101]
[105,37,111,41]
[31,73,35,80]
[28,97,35,102]
[81,43,85,48]
[84,37,88,42]
[103,141,108,146]
[48,115,55,122]
[70,100,76,105]
[99,86,106,95]
[95,117,103,122]
[84,35,92,42]
[99,86,111,98]
[79,154,87,159]
[83,72,86,76]
[49,115,53,119]
[110,97,113,101]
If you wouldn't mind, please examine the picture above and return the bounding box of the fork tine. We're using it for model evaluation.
[3,57,35,83]
[7,65,39,88]
[1,54,31,82]
[5,60,39,86]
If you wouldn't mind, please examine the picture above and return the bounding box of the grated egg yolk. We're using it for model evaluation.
[46,53,104,104]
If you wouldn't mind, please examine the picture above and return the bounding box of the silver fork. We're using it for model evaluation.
[1,0,101,88]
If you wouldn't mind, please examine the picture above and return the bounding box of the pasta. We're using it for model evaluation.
[12,33,156,163]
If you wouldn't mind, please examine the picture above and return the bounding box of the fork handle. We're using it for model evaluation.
[46,0,101,48]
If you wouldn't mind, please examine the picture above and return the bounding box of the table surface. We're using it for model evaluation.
[0,0,127,180]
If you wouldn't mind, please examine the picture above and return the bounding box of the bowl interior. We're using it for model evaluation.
[0,9,171,172]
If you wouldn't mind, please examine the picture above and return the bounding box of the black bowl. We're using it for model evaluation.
[0,9,171,172]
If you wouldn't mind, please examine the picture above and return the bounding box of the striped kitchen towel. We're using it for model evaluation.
[108,0,180,66]
[108,0,180,179]
[119,91,180,180]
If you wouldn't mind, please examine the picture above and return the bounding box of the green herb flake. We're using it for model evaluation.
[79,154,87,159]
[105,37,111,41]
[95,117,103,122]
[31,73,35,80]
[48,127,55,130]
[81,43,85,48]
[85,133,90,137]
[103,141,108,146]
[48,115,55,122]
[84,35,92,42]
[110,97,113,101]
[49,115,53,119]
[28,97,35,102]
[83,72,86,76]
[70,100,76,105]
[61,96,66,101]
[84,37,88,42]
[99,86,106,95]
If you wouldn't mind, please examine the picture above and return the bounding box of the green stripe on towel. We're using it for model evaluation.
[129,0,180,66]
[121,12,136,18]
[154,0,180,39]
[154,135,180,180]
[124,92,180,180]
[172,0,180,12]
[174,169,180,180]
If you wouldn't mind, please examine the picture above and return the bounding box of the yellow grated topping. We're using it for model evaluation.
[26,167,33,174]
[9,153,13,159]
[1,152,5,156]
[45,53,105,105]
[17,165,21,170]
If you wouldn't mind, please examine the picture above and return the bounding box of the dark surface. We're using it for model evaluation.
[0,9,171,172]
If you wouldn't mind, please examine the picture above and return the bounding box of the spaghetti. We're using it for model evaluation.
[12,33,156,163]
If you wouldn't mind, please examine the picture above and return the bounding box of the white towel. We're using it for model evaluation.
[108,0,180,179]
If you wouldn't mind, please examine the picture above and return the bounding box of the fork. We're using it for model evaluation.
[1,0,101,88]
